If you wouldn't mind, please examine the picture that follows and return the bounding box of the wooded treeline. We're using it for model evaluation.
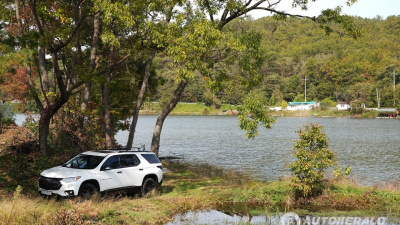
[155,15,400,109]
[0,0,369,155]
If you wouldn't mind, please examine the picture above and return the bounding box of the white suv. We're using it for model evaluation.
[38,150,163,198]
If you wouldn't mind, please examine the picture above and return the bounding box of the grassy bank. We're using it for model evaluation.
[140,102,378,118]
[140,102,238,115]
[1,162,400,224]
[10,101,379,118]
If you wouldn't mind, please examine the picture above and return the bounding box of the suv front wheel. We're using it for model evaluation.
[79,183,98,199]
[141,178,156,197]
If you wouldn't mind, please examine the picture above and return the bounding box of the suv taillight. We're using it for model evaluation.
[157,165,163,170]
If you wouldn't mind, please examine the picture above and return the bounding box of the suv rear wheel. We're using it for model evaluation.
[141,178,156,197]
[79,183,98,199]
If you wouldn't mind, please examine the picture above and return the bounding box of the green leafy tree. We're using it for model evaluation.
[0,0,134,154]
[350,99,365,114]
[293,94,304,102]
[281,100,288,109]
[270,95,275,106]
[320,97,336,110]
[288,123,336,199]
[238,93,275,139]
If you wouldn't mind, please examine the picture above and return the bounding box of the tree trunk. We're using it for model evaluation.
[37,44,51,156]
[126,48,157,149]
[39,110,51,157]
[38,46,49,94]
[150,78,188,156]
[103,83,113,148]
[81,12,101,111]
[14,0,23,35]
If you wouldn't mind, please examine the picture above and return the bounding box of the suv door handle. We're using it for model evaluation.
[117,171,122,173]
[139,169,143,171]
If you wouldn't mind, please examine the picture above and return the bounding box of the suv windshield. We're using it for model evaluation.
[63,154,105,169]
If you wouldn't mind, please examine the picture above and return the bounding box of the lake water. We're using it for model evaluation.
[14,114,400,184]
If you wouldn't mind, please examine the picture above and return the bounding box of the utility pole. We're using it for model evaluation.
[393,70,396,107]
[302,76,307,102]
[379,92,381,108]
[376,88,381,108]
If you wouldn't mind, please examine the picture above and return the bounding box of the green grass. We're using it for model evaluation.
[171,103,207,113]
[361,110,379,118]
[140,102,238,115]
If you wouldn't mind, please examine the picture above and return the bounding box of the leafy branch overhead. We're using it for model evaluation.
[238,93,275,139]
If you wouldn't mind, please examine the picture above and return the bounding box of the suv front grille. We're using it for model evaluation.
[38,176,62,190]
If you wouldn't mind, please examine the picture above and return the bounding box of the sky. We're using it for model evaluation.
[248,0,400,20]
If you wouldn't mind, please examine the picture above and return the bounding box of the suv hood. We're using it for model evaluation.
[40,166,94,178]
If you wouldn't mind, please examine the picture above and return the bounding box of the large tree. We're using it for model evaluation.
[0,0,133,155]
[146,0,362,156]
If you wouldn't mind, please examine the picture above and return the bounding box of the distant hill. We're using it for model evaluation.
[153,16,400,108]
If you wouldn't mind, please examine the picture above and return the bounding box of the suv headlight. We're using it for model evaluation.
[62,176,81,183]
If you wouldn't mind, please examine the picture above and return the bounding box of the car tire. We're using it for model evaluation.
[141,178,156,197]
[79,183,98,199]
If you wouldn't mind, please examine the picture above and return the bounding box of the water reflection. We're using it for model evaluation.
[165,210,392,225]
[165,209,272,225]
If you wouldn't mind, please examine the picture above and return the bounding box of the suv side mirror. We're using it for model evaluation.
[101,166,111,171]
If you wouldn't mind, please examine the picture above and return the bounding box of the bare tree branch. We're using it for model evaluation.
[253,7,316,21]
[204,0,214,22]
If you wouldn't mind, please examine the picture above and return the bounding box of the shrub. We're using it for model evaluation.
[204,91,221,109]
[288,123,336,199]
[281,100,288,110]
[25,101,39,112]
[320,97,336,110]
[350,99,365,114]
[333,165,352,182]
[362,110,379,118]
[1,116,16,126]
[201,107,210,115]
[0,103,15,126]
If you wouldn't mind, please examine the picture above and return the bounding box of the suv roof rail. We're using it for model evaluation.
[99,144,148,152]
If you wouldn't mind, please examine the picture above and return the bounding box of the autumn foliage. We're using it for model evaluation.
[0,66,37,104]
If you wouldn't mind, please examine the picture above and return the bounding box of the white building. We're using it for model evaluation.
[287,102,320,111]
[269,107,282,111]
[336,101,351,110]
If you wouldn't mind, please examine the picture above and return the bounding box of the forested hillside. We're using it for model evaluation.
[154,16,400,108]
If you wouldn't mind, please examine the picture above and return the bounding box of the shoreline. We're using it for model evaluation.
[10,102,388,119]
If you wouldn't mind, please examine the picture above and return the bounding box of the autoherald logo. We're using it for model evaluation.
[281,212,301,225]
[280,212,387,225]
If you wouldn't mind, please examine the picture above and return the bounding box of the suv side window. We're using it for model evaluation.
[101,155,121,170]
[141,154,161,164]
[120,154,141,167]
[133,155,140,166]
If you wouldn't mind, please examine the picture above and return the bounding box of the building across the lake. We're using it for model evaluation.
[377,108,398,118]
[336,101,351,110]
[269,106,282,111]
[287,102,320,111]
